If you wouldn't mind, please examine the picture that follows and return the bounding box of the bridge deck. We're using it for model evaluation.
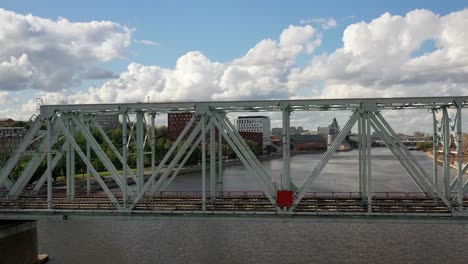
[0,192,465,220]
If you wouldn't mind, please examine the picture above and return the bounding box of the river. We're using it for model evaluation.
[37,148,468,264]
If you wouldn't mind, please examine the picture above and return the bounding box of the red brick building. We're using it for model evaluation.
[168,113,261,147]
[290,134,327,152]
[239,131,263,147]
[167,112,201,141]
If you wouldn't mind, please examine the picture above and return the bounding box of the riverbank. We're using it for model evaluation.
[425,150,465,171]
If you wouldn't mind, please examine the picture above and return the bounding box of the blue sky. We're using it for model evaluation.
[2,0,465,70]
[0,1,467,132]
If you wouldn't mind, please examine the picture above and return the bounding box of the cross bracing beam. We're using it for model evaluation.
[0,118,42,189]
[149,117,204,196]
[130,115,199,207]
[370,110,436,194]
[65,114,135,197]
[7,121,61,197]
[89,117,137,182]
[211,114,277,206]
[160,133,203,192]
[32,142,67,192]
[55,118,122,210]
[292,110,360,208]
[369,115,432,194]
[212,112,275,194]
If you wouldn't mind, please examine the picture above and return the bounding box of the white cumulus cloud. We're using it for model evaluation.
[294,9,468,99]
[0,8,132,91]
[51,24,321,104]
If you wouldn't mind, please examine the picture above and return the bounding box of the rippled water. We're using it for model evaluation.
[38,149,468,263]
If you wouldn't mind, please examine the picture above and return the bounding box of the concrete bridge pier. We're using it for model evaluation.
[0,220,48,264]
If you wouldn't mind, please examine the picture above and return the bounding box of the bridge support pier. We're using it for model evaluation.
[0,220,47,264]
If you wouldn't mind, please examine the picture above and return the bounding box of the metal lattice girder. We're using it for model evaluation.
[32,143,67,192]
[89,117,137,182]
[213,112,275,193]
[211,115,277,206]
[160,134,204,192]
[368,114,433,194]
[39,96,468,118]
[211,113,276,197]
[369,118,430,194]
[368,111,452,209]
[66,114,134,196]
[0,117,42,189]
[150,118,204,195]
[130,115,199,207]
[56,117,122,209]
[7,121,62,197]
[293,110,360,208]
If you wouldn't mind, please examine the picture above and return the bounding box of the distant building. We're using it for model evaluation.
[317,126,329,135]
[239,131,263,147]
[271,127,282,136]
[329,118,340,136]
[237,116,271,147]
[0,118,15,127]
[0,127,27,154]
[95,114,119,130]
[168,112,201,141]
[290,134,327,152]
[317,118,341,137]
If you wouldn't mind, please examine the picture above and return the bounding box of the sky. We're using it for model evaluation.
[0,1,467,133]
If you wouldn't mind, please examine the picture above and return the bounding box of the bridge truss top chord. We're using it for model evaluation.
[0,96,467,220]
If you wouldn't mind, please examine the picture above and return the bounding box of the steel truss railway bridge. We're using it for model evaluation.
[1,96,468,222]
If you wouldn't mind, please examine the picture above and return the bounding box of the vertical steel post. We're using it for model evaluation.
[210,118,216,198]
[86,120,91,194]
[66,118,71,199]
[46,118,53,209]
[442,107,451,197]
[282,107,291,190]
[358,114,363,195]
[70,119,75,200]
[201,115,207,211]
[150,113,156,179]
[218,130,223,191]
[122,111,128,206]
[432,110,438,189]
[136,111,144,193]
[365,112,372,212]
[456,106,463,208]
[360,111,368,196]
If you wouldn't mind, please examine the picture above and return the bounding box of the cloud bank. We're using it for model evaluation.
[2,8,468,132]
[0,8,131,92]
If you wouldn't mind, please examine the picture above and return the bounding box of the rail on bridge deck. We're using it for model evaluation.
[0,96,468,219]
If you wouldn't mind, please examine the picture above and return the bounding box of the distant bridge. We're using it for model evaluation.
[1,96,468,221]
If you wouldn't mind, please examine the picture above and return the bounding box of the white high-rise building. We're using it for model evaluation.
[236,116,271,146]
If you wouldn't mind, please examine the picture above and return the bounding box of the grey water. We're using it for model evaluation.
[38,148,468,264]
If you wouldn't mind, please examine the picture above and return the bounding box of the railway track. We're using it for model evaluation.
[0,194,461,215]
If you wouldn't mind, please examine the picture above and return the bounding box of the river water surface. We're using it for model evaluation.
[38,148,468,263]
